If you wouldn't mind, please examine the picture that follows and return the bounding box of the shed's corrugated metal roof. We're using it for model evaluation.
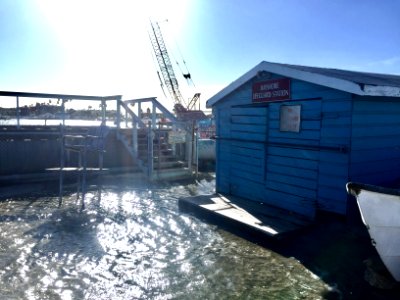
[206,61,400,107]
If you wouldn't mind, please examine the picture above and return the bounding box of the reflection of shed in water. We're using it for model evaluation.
[206,61,400,220]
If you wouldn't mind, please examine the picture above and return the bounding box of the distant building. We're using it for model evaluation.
[55,112,70,119]
[206,61,400,220]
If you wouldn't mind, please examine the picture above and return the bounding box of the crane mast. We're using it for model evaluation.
[149,21,186,108]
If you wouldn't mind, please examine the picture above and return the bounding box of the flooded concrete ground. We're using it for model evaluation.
[0,174,399,299]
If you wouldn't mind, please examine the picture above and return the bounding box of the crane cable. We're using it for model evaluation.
[164,20,197,88]
[175,43,196,88]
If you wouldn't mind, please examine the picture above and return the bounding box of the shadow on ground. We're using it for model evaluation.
[213,210,400,300]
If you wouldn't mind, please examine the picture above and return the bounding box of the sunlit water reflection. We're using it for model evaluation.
[0,175,332,299]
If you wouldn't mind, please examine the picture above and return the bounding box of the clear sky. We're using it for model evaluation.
[1,0,399,110]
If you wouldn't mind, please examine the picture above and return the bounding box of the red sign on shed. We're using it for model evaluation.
[252,78,291,102]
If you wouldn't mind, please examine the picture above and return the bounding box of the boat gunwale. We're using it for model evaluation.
[347,182,400,197]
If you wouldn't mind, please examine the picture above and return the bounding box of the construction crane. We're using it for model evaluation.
[148,21,201,115]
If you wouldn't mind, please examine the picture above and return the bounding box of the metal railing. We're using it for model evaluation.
[0,91,121,128]
[0,91,194,180]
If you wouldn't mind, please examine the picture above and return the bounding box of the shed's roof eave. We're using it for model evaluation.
[206,62,266,108]
[206,61,400,107]
[263,61,366,95]
[363,85,400,97]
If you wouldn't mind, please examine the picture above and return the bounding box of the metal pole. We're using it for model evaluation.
[59,124,64,206]
[16,96,20,128]
[77,151,81,200]
[125,110,128,128]
[172,124,176,156]
[101,99,106,125]
[132,119,138,158]
[81,139,88,209]
[157,121,161,173]
[195,129,199,178]
[61,99,66,126]
[147,121,153,179]
[186,122,193,173]
[152,101,156,129]
[138,102,142,120]
[116,99,121,129]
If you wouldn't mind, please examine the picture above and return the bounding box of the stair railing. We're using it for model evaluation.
[116,97,194,179]
[116,99,145,160]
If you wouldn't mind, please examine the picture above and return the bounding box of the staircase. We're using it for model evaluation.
[115,98,195,181]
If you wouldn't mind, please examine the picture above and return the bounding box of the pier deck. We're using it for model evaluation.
[179,193,312,239]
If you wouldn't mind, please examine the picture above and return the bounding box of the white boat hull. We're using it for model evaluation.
[347,182,400,281]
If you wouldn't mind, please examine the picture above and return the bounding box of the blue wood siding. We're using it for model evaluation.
[215,107,230,194]
[317,98,352,214]
[265,147,318,217]
[350,99,400,185]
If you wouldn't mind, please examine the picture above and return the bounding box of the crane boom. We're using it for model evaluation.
[149,22,186,107]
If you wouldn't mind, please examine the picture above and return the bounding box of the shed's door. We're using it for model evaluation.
[228,106,268,202]
[264,100,322,219]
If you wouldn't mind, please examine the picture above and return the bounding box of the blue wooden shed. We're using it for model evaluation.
[206,61,400,220]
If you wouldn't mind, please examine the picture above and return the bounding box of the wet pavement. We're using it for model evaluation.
[0,174,399,299]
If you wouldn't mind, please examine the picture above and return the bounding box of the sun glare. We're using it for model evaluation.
[32,0,191,103]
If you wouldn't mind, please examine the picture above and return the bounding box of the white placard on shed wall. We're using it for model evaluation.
[280,105,301,132]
